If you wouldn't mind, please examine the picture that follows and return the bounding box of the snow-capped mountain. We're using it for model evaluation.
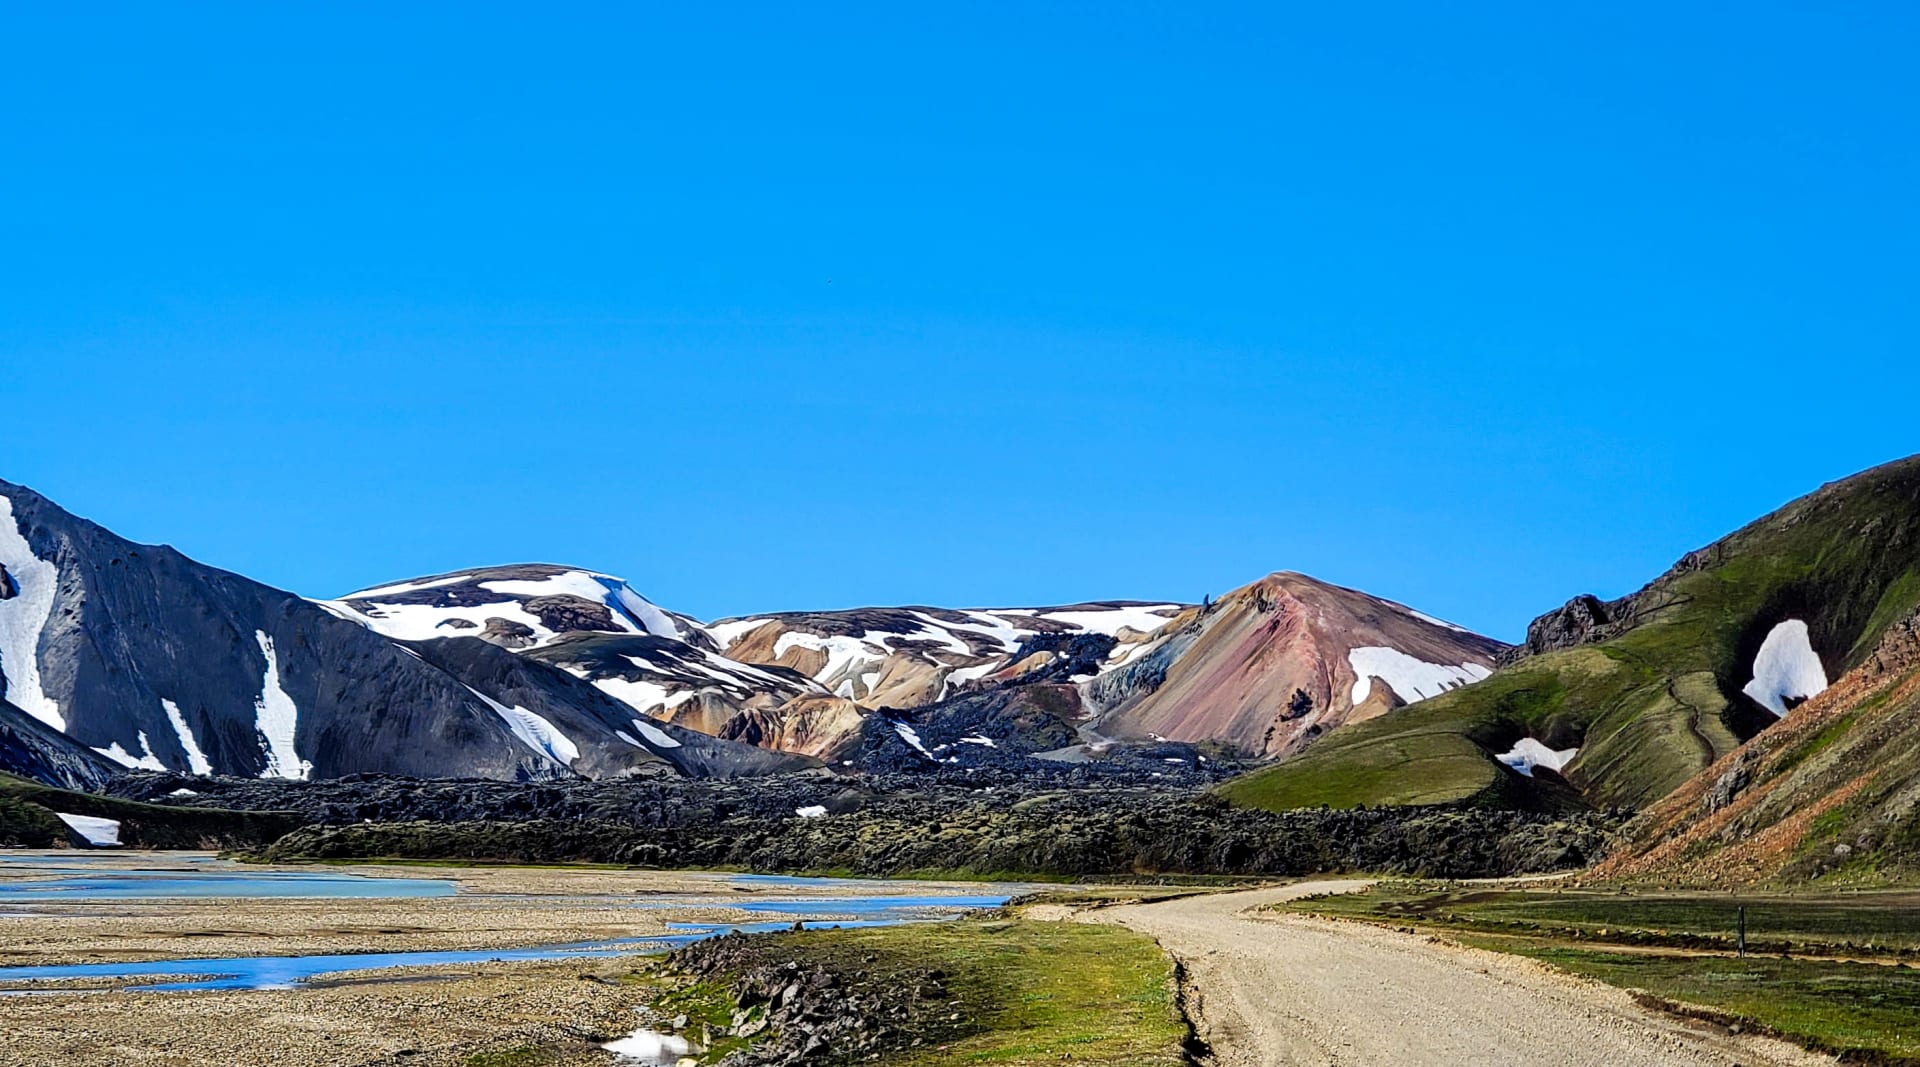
[321,566,838,749]
[320,565,705,650]
[0,480,808,783]
[0,473,1512,786]
[708,603,1182,707]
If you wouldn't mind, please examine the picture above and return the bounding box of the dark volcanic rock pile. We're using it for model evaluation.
[139,766,1624,879]
[665,933,964,1065]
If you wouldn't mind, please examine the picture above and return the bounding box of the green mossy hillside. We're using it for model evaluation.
[1226,455,1920,813]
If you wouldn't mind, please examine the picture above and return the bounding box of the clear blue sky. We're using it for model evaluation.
[3,5,1915,639]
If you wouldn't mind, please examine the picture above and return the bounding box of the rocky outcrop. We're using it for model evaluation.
[663,936,963,1065]
[0,696,116,789]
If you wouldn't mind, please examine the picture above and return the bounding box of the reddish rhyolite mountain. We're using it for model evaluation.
[1086,572,1510,758]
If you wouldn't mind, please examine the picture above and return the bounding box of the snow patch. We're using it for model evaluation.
[1033,605,1181,636]
[477,570,684,640]
[703,617,776,649]
[795,805,828,818]
[253,632,311,780]
[1497,738,1579,777]
[602,1027,696,1064]
[324,569,682,650]
[0,494,64,730]
[634,719,682,749]
[53,813,121,847]
[592,677,685,715]
[167,788,199,797]
[1347,647,1492,705]
[1742,619,1829,716]
[892,721,934,759]
[1406,608,1472,634]
[958,735,996,747]
[162,699,214,776]
[339,573,475,599]
[94,732,166,771]
[463,686,580,766]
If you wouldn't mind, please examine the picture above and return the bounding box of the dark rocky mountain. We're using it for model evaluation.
[0,479,806,784]
[0,696,115,790]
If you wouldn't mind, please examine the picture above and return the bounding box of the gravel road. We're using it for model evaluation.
[1071,881,1834,1067]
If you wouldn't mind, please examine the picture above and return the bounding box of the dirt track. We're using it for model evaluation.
[1067,881,1833,1067]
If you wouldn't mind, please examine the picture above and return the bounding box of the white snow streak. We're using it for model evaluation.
[892,721,934,759]
[795,805,828,818]
[1032,605,1182,636]
[339,573,475,599]
[0,495,63,730]
[54,813,122,847]
[162,699,214,776]
[462,685,580,766]
[94,732,166,771]
[634,719,682,749]
[1406,608,1473,634]
[1742,619,1829,716]
[1497,738,1579,777]
[253,631,311,780]
[1347,646,1492,705]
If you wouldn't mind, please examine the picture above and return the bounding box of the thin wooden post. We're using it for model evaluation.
[1737,905,1746,958]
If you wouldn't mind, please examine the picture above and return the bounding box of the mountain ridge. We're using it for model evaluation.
[0,475,1507,787]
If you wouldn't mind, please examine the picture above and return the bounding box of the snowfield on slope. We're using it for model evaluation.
[322,568,685,648]
[1496,737,1578,776]
[1742,619,1829,716]
[1347,646,1493,705]
[0,494,64,731]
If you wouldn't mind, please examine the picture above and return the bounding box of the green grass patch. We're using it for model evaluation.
[647,918,1188,1066]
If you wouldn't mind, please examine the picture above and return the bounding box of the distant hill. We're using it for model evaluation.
[1224,455,1920,813]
